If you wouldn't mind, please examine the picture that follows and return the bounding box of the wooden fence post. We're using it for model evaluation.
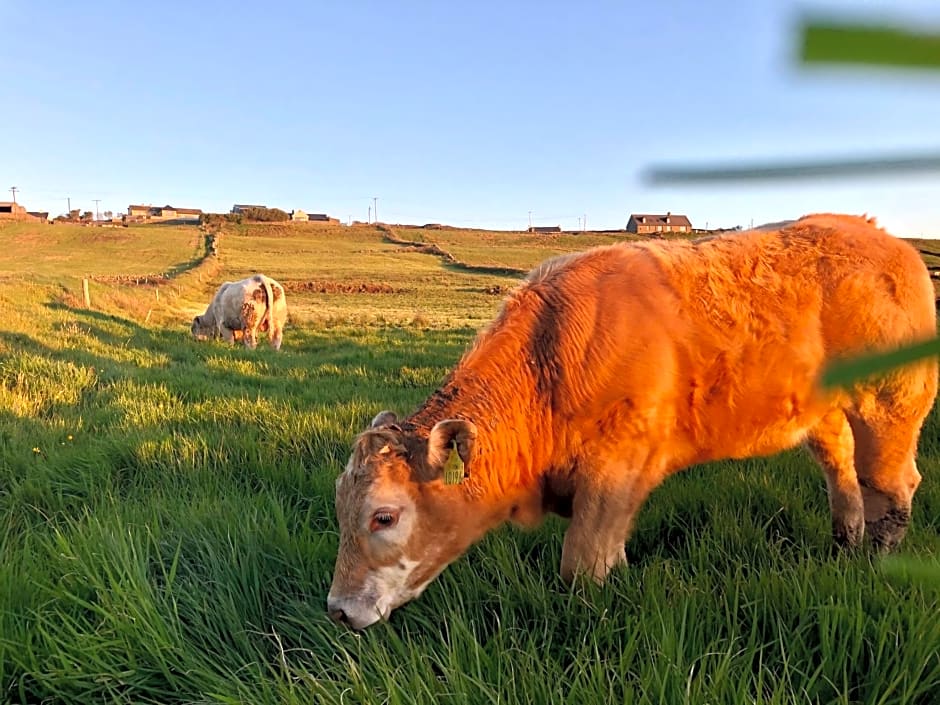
[82,278,91,308]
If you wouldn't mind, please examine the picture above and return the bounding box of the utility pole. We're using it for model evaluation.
[583,213,587,232]
[9,186,17,204]
[93,199,101,222]
[578,216,581,231]
[67,197,71,214]
[528,211,532,229]
[372,197,378,224]
[368,205,371,224]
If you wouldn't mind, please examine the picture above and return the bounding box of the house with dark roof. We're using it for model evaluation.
[127,204,203,222]
[0,202,42,221]
[626,212,692,235]
[232,204,267,214]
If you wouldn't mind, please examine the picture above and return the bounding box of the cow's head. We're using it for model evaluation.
[190,315,212,341]
[327,411,479,629]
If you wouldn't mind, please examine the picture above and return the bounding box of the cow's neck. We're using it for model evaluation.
[408,323,553,522]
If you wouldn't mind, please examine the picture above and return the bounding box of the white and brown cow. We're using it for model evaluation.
[328,214,938,629]
[191,273,287,350]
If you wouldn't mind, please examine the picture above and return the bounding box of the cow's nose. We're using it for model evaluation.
[327,597,349,625]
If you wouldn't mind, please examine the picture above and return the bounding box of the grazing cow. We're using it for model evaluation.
[191,274,287,350]
[328,214,938,629]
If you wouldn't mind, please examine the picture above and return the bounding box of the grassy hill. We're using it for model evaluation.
[0,220,938,705]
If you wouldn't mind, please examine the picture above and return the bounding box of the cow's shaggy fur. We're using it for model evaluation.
[328,214,938,629]
[191,273,287,350]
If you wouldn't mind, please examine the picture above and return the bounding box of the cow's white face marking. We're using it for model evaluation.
[373,558,423,618]
[329,465,433,629]
[329,421,478,629]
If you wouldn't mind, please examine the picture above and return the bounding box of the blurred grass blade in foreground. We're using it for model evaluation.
[822,338,940,389]
[646,16,940,185]
[801,17,940,70]
[879,555,940,586]
[646,153,940,185]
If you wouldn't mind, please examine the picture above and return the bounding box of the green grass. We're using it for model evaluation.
[0,221,938,704]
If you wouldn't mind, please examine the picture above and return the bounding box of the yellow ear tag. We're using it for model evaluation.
[443,440,465,485]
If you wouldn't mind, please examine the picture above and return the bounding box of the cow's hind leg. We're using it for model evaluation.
[269,323,283,351]
[805,410,864,548]
[240,302,259,349]
[847,408,924,552]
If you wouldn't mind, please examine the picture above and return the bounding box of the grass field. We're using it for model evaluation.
[0,220,938,704]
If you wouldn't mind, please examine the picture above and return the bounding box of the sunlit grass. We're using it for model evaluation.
[0,220,938,704]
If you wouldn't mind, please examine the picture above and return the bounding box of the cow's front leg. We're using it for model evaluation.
[560,460,662,584]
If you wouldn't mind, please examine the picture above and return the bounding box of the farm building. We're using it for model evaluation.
[232,204,267,214]
[127,204,203,222]
[0,202,42,221]
[528,225,562,234]
[291,210,339,223]
[626,212,692,235]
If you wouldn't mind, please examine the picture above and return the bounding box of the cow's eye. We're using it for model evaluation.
[370,509,399,532]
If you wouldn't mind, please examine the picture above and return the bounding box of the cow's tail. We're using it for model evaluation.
[260,275,275,337]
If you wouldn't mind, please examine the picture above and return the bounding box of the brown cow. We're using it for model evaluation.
[328,214,938,630]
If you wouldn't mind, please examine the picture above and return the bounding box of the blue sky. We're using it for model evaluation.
[3,0,940,235]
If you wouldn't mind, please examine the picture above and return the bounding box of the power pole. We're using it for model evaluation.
[577,216,581,231]
[372,197,378,224]
[583,213,587,232]
[67,197,71,214]
[528,211,532,229]
[9,186,17,204]
[368,205,371,224]
[93,199,101,222]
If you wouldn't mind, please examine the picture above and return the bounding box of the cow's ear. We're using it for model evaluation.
[370,410,398,429]
[358,429,399,457]
[427,419,477,479]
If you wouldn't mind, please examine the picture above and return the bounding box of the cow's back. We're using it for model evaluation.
[521,213,936,466]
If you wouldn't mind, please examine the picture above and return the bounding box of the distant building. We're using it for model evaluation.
[527,225,562,234]
[127,204,203,222]
[0,202,41,221]
[173,208,202,221]
[290,210,340,223]
[626,212,692,235]
[232,204,267,214]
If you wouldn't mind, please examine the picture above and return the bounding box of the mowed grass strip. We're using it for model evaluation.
[0,221,938,704]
